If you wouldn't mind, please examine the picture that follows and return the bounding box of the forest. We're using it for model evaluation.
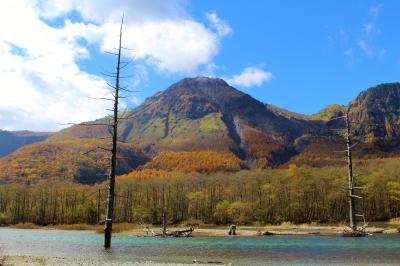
[1,158,399,226]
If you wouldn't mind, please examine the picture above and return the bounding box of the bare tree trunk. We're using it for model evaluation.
[104,17,123,248]
[97,189,101,224]
[345,108,356,231]
[162,211,167,237]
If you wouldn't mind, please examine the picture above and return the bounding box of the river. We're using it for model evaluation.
[0,228,399,265]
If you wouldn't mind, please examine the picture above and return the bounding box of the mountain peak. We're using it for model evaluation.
[175,76,229,88]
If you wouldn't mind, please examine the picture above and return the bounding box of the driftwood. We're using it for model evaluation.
[342,227,368,237]
[262,231,274,236]
[262,231,320,236]
[153,227,194,237]
[193,258,223,264]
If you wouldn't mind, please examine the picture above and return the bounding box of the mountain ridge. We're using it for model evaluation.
[1,78,400,183]
[0,130,52,158]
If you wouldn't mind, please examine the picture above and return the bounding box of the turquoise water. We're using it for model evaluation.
[1,228,400,265]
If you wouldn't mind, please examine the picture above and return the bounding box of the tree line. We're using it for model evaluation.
[0,158,399,226]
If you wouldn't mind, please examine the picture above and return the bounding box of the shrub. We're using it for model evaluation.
[0,212,7,225]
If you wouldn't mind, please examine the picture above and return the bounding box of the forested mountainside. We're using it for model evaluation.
[0,139,148,184]
[53,77,318,168]
[1,78,400,184]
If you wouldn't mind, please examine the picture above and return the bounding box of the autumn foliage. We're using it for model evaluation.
[1,158,400,225]
[141,150,246,173]
[0,139,148,184]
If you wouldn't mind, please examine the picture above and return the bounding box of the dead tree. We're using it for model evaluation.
[97,189,101,224]
[104,16,124,248]
[162,211,167,237]
[345,108,357,231]
[335,107,366,236]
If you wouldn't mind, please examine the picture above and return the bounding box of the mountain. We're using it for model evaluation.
[0,139,148,184]
[2,78,400,184]
[0,130,51,157]
[349,83,400,140]
[288,83,400,167]
[50,79,400,168]
[53,77,320,167]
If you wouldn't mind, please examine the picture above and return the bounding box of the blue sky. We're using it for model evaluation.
[85,0,400,113]
[0,0,399,131]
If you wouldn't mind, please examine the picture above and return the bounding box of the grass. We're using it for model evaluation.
[10,223,40,229]
[388,217,400,225]
[95,223,138,234]
[7,222,139,233]
[54,224,100,231]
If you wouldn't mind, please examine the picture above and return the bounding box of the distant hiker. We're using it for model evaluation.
[228,224,236,235]
[143,226,149,236]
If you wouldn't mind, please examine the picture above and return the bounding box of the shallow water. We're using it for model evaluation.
[0,228,400,265]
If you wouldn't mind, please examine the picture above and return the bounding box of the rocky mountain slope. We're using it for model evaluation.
[1,78,400,183]
[53,77,321,167]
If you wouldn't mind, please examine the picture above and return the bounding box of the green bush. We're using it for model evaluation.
[0,212,8,225]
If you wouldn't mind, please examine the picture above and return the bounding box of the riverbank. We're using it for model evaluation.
[0,255,207,266]
[118,223,400,237]
[4,220,400,237]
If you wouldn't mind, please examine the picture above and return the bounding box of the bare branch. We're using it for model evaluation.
[104,51,119,56]
[101,72,119,78]
[87,96,114,101]
[59,122,112,127]
[120,87,141,93]
[106,82,117,89]
[347,194,363,199]
[81,146,112,156]
[121,46,135,51]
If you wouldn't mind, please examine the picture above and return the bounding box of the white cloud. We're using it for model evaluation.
[35,0,188,24]
[0,0,111,131]
[206,12,233,37]
[370,3,384,18]
[36,0,228,73]
[363,22,375,36]
[117,20,220,72]
[344,48,355,64]
[131,64,149,89]
[344,48,354,58]
[357,40,373,57]
[131,96,142,106]
[226,66,273,88]
[0,0,232,131]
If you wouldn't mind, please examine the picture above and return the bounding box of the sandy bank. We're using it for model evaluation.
[117,224,400,237]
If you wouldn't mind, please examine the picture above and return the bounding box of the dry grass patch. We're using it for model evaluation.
[55,224,100,231]
[10,223,40,229]
[95,223,137,234]
[388,218,400,225]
